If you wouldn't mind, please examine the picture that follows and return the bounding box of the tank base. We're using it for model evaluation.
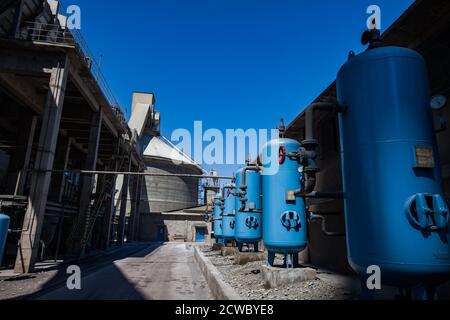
[267,251,299,269]
[237,241,259,253]
[397,286,438,301]
[262,265,317,289]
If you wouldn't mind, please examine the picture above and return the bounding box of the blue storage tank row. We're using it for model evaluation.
[235,167,263,252]
[213,194,223,243]
[336,42,450,291]
[0,213,10,267]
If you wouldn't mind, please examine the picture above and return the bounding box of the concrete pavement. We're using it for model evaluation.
[36,243,212,300]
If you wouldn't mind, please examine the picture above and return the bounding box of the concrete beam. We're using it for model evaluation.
[70,68,118,139]
[0,46,64,76]
[14,56,70,274]
[0,73,45,114]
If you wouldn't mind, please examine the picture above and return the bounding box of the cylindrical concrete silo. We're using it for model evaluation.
[141,136,203,213]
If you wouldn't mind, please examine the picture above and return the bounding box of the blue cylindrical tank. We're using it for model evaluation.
[213,194,223,243]
[261,138,308,266]
[235,168,263,250]
[336,46,450,288]
[222,186,236,242]
[0,213,10,266]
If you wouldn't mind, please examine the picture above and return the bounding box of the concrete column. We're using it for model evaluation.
[58,138,72,202]
[10,0,24,38]
[127,170,141,242]
[16,116,38,195]
[117,156,131,245]
[69,110,103,254]
[99,173,117,250]
[14,57,70,274]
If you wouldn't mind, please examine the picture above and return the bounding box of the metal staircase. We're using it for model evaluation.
[74,138,132,258]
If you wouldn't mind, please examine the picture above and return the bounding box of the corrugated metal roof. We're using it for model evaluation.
[143,135,203,172]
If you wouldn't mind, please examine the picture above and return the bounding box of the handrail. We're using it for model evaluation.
[23,18,130,136]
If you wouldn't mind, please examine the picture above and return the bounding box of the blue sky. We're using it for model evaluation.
[69,0,414,177]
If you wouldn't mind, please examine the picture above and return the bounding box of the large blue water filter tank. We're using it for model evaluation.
[235,168,263,248]
[213,194,223,242]
[0,213,10,266]
[336,46,450,288]
[261,138,308,266]
[222,186,236,242]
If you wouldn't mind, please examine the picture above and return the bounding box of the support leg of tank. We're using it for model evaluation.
[285,253,295,269]
[426,286,438,301]
[411,287,428,300]
[238,242,243,252]
[254,242,259,253]
[267,251,275,267]
[359,278,375,300]
[293,253,299,268]
[215,237,219,244]
[395,288,411,300]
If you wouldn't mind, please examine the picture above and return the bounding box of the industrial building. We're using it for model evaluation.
[0,0,449,302]
[126,92,213,243]
[0,0,207,275]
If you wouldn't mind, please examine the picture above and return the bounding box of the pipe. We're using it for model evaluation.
[238,165,260,211]
[303,102,346,149]
[298,191,344,199]
[309,213,345,237]
[24,169,234,180]
[221,185,233,202]
[289,101,346,198]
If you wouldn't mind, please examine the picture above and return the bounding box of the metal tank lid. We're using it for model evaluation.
[338,46,425,78]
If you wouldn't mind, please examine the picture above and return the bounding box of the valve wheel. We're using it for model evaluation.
[279,146,287,164]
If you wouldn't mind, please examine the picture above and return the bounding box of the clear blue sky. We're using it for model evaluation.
[71,0,414,177]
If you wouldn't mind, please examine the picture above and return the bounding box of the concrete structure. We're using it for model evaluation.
[124,96,212,244]
[261,266,317,289]
[141,136,202,213]
[193,246,241,300]
[0,0,145,273]
[286,0,450,274]
[234,251,265,266]
[138,206,211,243]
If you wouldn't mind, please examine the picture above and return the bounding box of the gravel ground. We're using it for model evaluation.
[201,246,358,300]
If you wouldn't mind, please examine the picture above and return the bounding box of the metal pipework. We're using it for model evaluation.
[221,185,234,202]
[238,164,261,211]
[301,191,344,199]
[309,213,345,237]
[287,101,346,200]
[303,101,346,149]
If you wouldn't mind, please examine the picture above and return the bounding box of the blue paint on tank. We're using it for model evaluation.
[260,138,308,260]
[222,186,236,241]
[213,194,223,242]
[0,213,10,266]
[235,168,263,247]
[336,46,450,288]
